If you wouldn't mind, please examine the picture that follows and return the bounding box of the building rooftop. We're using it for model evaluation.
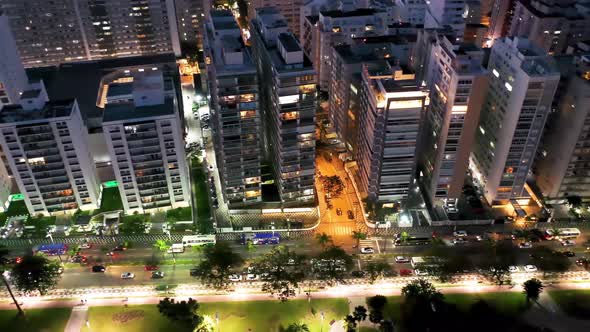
[278,33,301,52]
[106,83,133,98]
[102,97,175,123]
[256,7,288,29]
[0,99,75,124]
[320,8,380,18]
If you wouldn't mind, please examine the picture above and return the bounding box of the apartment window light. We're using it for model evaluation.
[504,82,512,91]
[492,69,499,78]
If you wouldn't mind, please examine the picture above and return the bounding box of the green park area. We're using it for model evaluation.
[80,298,347,332]
[0,308,71,332]
[96,186,124,214]
[191,157,212,234]
[548,289,590,319]
[166,207,192,222]
[0,199,29,226]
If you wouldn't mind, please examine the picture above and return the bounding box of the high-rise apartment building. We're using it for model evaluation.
[175,0,206,49]
[0,95,100,216]
[204,10,262,207]
[250,7,316,205]
[471,37,560,205]
[248,0,304,37]
[396,0,427,25]
[487,0,515,44]
[509,0,590,55]
[0,14,28,109]
[356,62,428,203]
[0,0,181,68]
[102,69,190,213]
[301,8,388,89]
[535,55,590,201]
[419,36,488,202]
[424,0,468,41]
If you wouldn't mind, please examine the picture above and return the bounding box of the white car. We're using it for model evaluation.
[452,238,467,245]
[228,274,242,282]
[121,272,135,279]
[508,266,519,273]
[395,256,410,263]
[561,240,576,247]
[453,230,468,237]
[246,274,259,281]
[524,265,538,272]
[360,247,375,254]
[475,235,483,241]
[519,242,532,249]
[79,242,92,249]
[414,269,429,276]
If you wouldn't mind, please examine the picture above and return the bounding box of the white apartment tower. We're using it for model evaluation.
[0,96,100,216]
[102,69,190,214]
[356,62,429,203]
[204,10,262,207]
[471,37,560,205]
[250,7,317,205]
[420,36,488,201]
[424,0,468,41]
[0,14,27,109]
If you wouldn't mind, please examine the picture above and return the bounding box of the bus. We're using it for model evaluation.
[394,233,432,246]
[35,243,67,256]
[241,232,280,245]
[181,235,216,247]
[544,228,581,240]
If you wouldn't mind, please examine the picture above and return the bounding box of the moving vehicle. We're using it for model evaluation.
[508,266,519,273]
[182,235,216,247]
[452,238,467,245]
[246,274,258,281]
[347,210,354,220]
[453,230,468,237]
[414,269,429,276]
[360,247,375,254]
[395,256,410,263]
[228,274,242,282]
[241,232,280,245]
[167,243,185,253]
[562,251,576,257]
[35,243,68,256]
[524,265,538,272]
[151,271,165,279]
[92,265,106,273]
[121,272,135,279]
[561,239,576,247]
[544,228,581,240]
[144,265,159,271]
[394,233,432,246]
[79,242,92,249]
[519,242,532,249]
[336,208,342,216]
[112,244,127,251]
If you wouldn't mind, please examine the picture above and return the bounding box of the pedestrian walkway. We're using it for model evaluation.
[64,305,88,332]
[521,291,590,332]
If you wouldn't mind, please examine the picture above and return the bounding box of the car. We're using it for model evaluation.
[524,265,538,272]
[92,265,106,273]
[508,266,519,273]
[452,238,467,245]
[453,230,468,237]
[246,274,259,281]
[414,269,429,276]
[360,247,375,254]
[347,210,354,220]
[190,268,199,277]
[151,271,165,279]
[519,242,533,249]
[260,273,271,280]
[79,243,92,249]
[576,258,590,267]
[395,256,410,263]
[336,208,343,216]
[70,255,87,264]
[351,270,366,278]
[562,251,576,257]
[327,202,333,209]
[475,235,483,241]
[121,272,135,279]
[144,265,159,271]
[399,269,413,277]
[561,240,576,247]
[228,274,242,282]
[112,245,127,251]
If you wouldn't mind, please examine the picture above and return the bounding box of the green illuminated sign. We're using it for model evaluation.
[9,194,24,201]
[103,181,118,188]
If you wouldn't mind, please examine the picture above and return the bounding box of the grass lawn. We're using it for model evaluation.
[97,187,124,214]
[191,158,212,233]
[0,307,71,332]
[548,289,590,319]
[81,299,348,332]
[25,216,57,237]
[1,200,30,226]
[166,207,192,222]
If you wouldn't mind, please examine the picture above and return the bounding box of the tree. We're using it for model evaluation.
[313,245,353,285]
[11,253,61,295]
[157,297,203,328]
[379,320,395,332]
[353,305,368,323]
[401,279,443,303]
[401,280,445,332]
[365,261,391,284]
[67,245,80,258]
[0,245,23,315]
[424,248,473,283]
[529,246,571,275]
[193,242,243,290]
[351,231,367,248]
[315,232,333,250]
[479,241,516,286]
[251,246,306,301]
[367,295,388,313]
[523,278,544,304]
[284,322,310,332]
[154,239,171,258]
[321,175,345,198]
[344,314,357,332]
[566,195,582,208]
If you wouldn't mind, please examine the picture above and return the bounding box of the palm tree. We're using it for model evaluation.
[315,232,333,250]
[0,245,24,315]
[523,278,544,303]
[154,239,171,260]
[351,230,367,248]
[285,322,310,332]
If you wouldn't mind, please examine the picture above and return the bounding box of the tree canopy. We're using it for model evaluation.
[192,242,243,290]
[251,246,306,301]
[11,253,62,295]
[157,297,203,328]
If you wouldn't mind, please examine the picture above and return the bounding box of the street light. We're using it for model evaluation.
[320,311,325,332]
[215,311,219,332]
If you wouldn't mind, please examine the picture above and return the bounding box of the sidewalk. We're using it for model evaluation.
[521,292,590,332]
[64,305,88,332]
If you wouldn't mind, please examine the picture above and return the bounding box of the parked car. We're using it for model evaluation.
[414,269,429,276]
[121,272,135,279]
[79,243,92,249]
[360,247,375,254]
[562,251,576,257]
[519,242,533,249]
[576,258,590,267]
[347,210,354,220]
[144,265,159,271]
[452,238,467,245]
[228,274,242,282]
[399,269,413,277]
[151,271,165,279]
[561,240,576,247]
[112,244,127,251]
[351,270,366,278]
[246,274,259,281]
[336,208,343,216]
[524,265,538,272]
[453,230,468,237]
[508,266,519,273]
[92,265,106,273]
[395,256,410,263]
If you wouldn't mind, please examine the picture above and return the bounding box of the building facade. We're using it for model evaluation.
[102,69,190,214]
[356,63,428,203]
[0,97,100,216]
[248,0,305,37]
[0,0,181,68]
[204,10,262,207]
[174,0,206,49]
[419,36,488,202]
[471,37,560,205]
[0,14,28,109]
[250,7,316,205]
[424,0,468,41]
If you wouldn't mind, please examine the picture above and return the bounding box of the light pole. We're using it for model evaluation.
[215,311,220,332]
[320,311,325,332]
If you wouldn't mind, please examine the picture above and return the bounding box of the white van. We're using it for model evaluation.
[167,243,185,253]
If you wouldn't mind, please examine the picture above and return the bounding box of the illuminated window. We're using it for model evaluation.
[332,26,341,33]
